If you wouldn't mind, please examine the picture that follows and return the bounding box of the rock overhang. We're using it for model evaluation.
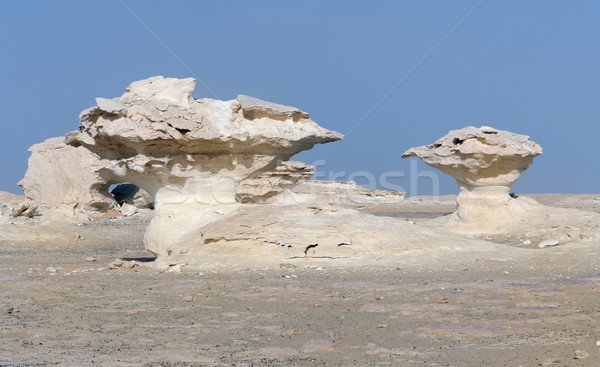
[67,76,343,159]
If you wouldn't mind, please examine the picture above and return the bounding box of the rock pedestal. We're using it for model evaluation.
[403,126,543,227]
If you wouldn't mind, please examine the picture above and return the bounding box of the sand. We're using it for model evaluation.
[1,194,600,366]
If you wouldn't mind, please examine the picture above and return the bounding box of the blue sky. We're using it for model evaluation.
[1,1,599,195]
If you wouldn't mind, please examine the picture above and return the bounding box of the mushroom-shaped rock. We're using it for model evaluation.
[402,126,543,227]
[66,76,343,267]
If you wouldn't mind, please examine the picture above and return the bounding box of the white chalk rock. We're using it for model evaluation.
[19,137,115,219]
[65,76,343,265]
[235,161,315,204]
[403,126,542,227]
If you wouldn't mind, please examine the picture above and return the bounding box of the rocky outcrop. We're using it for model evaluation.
[64,76,343,267]
[235,161,315,204]
[292,181,406,206]
[159,204,505,269]
[235,162,406,205]
[0,191,36,222]
[403,126,543,227]
[19,137,116,220]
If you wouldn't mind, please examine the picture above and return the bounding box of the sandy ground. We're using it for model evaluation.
[2,194,600,366]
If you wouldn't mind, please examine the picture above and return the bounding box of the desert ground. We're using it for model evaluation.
[1,194,600,366]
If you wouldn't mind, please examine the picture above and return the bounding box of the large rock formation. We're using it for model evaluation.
[403,126,543,227]
[64,76,343,267]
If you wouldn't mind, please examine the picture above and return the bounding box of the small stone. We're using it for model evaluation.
[6,306,14,314]
[523,239,531,245]
[46,267,57,273]
[574,350,589,359]
[85,257,96,262]
[376,324,388,328]
[538,239,560,248]
[540,358,561,366]
[167,264,183,272]
[108,259,123,269]
[281,328,295,337]
[120,203,137,217]
[301,339,335,353]
[182,296,193,302]
[597,340,600,346]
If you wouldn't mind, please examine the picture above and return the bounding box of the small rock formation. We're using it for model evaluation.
[19,137,116,219]
[402,126,600,247]
[64,76,343,267]
[293,180,406,206]
[0,191,36,222]
[403,126,543,228]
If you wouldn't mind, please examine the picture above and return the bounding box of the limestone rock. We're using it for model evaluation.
[0,191,36,220]
[402,126,542,226]
[65,76,343,263]
[122,76,195,106]
[237,94,308,120]
[292,181,406,206]
[403,127,600,244]
[235,161,315,204]
[156,204,504,269]
[18,137,115,219]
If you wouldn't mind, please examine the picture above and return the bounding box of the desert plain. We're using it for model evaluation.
[2,193,600,367]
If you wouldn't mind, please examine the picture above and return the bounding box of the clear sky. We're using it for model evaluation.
[1,1,599,195]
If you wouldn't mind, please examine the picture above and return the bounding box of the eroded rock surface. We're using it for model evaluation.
[403,126,600,244]
[236,161,315,204]
[64,76,343,267]
[403,126,543,226]
[19,137,116,220]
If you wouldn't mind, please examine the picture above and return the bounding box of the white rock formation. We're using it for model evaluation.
[0,191,36,222]
[65,76,343,267]
[158,204,507,269]
[403,126,543,227]
[292,181,406,206]
[19,137,116,219]
[236,161,315,204]
[401,126,600,248]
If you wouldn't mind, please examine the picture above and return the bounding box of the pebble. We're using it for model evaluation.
[574,350,589,359]
[46,267,57,273]
[85,257,96,262]
[301,339,335,353]
[376,324,388,328]
[522,239,531,245]
[6,306,14,314]
[538,239,560,248]
[540,358,561,366]
[280,328,295,337]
